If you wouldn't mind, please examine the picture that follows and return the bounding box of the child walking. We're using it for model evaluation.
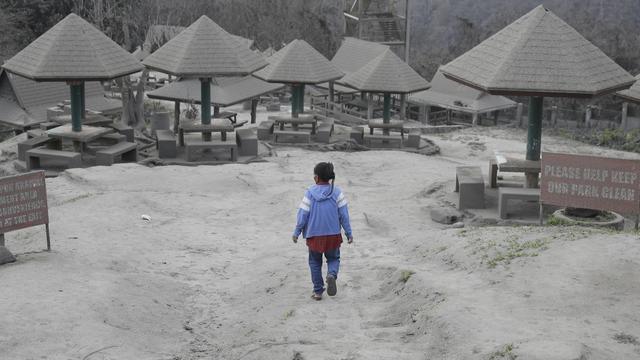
[292,162,353,300]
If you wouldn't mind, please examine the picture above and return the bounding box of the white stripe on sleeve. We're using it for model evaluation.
[299,196,311,211]
[337,192,348,208]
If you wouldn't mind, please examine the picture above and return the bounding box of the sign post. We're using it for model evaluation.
[540,152,640,224]
[0,171,50,265]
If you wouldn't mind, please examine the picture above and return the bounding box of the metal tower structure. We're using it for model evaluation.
[343,0,410,62]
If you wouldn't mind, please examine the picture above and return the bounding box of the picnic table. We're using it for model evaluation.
[489,153,541,188]
[47,124,113,153]
[368,119,404,138]
[178,122,234,146]
[270,115,317,134]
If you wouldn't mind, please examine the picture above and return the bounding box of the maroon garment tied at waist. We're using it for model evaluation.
[306,234,343,253]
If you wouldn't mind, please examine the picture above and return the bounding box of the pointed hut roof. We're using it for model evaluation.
[2,13,142,81]
[616,75,640,104]
[252,40,344,84]
[142,15,266,77]
[340,48,430,93]
[147,76,285,107]
[0,70,121,129]
[440,5,635,98]
[409,68,516,114]
[331,37,389,75]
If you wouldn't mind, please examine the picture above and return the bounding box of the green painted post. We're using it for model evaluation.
[201,78,212,141]
[291,84,299,118]
[526,96,543,161]
[526,96,543,188]
[299,84,305,114]
[383,93,391,123]
[80,82,85,120]
[70,82,83,132]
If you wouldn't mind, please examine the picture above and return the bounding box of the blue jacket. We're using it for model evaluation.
[293,184,352,239]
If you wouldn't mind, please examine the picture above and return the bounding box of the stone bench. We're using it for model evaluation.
[273,129,311,143]
[406,129,422,148]
[455,166,484,210]
[257,120,274,141]
[498,187,540,219]
[108,122,134,142]
[185,140,237,162]
[27,129,47,139]
[96,142,137,166]
[26,148,82,171]
[236,128,258,157]
[363,134,403,148]
[156,130,177,158]
[316,119,335,143]
[39,121,60,130]
[350,126,364,144]
[18,136,62,161]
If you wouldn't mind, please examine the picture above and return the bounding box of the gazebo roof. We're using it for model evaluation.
[331,37,389,75]
[2,13,143,81]
[340,48,430,93]
[142,15,266,77]
[440,5,635,98]
[616,75,640,104]
[252,39,344,84]
[408,68,517,114]
[0,69,121,129]
[147,76,284,107]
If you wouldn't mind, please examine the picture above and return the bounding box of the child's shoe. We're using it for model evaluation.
[326,274,337,296]
[311,292,322,301]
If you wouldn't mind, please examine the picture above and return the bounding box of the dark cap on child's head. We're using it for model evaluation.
[314,162,335,182]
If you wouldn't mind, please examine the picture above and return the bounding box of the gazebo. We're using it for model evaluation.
[440,5,635,185]
[340,48,430,129]
[147,76,285,130]
[142,15,266,141]
[252,39,344,118]
[408,68,517,125]
[616,75,640,130]
[2,13,143,138]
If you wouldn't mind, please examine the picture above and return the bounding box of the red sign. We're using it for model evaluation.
[0,171,49,234]
[541,152,640,214]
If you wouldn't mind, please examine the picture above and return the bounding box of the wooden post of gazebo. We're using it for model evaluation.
[621,102,629,130]
[174,101,180,134]
[201,78,212,141]
[251,98,259,124]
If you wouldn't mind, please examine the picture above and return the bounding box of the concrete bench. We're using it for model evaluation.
[257,120,274,140]
[27,129,46,139]
[108,122,134,142]
[18,136,62,161]
[39,121,60,130]
[26,148,82,171]
[363,134,403,148]
[455,166,484,210]
[273,129,311,143]
[350,126,364,144]
[156,130,177,158]
[316,119,335,143]
[185,140,237,162]
[498,187,540,219]
[236,128,258,157]
[96,142,137,166]
[406,129,422,148]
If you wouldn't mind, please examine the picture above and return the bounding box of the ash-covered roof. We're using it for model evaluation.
[440,5,635,98]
